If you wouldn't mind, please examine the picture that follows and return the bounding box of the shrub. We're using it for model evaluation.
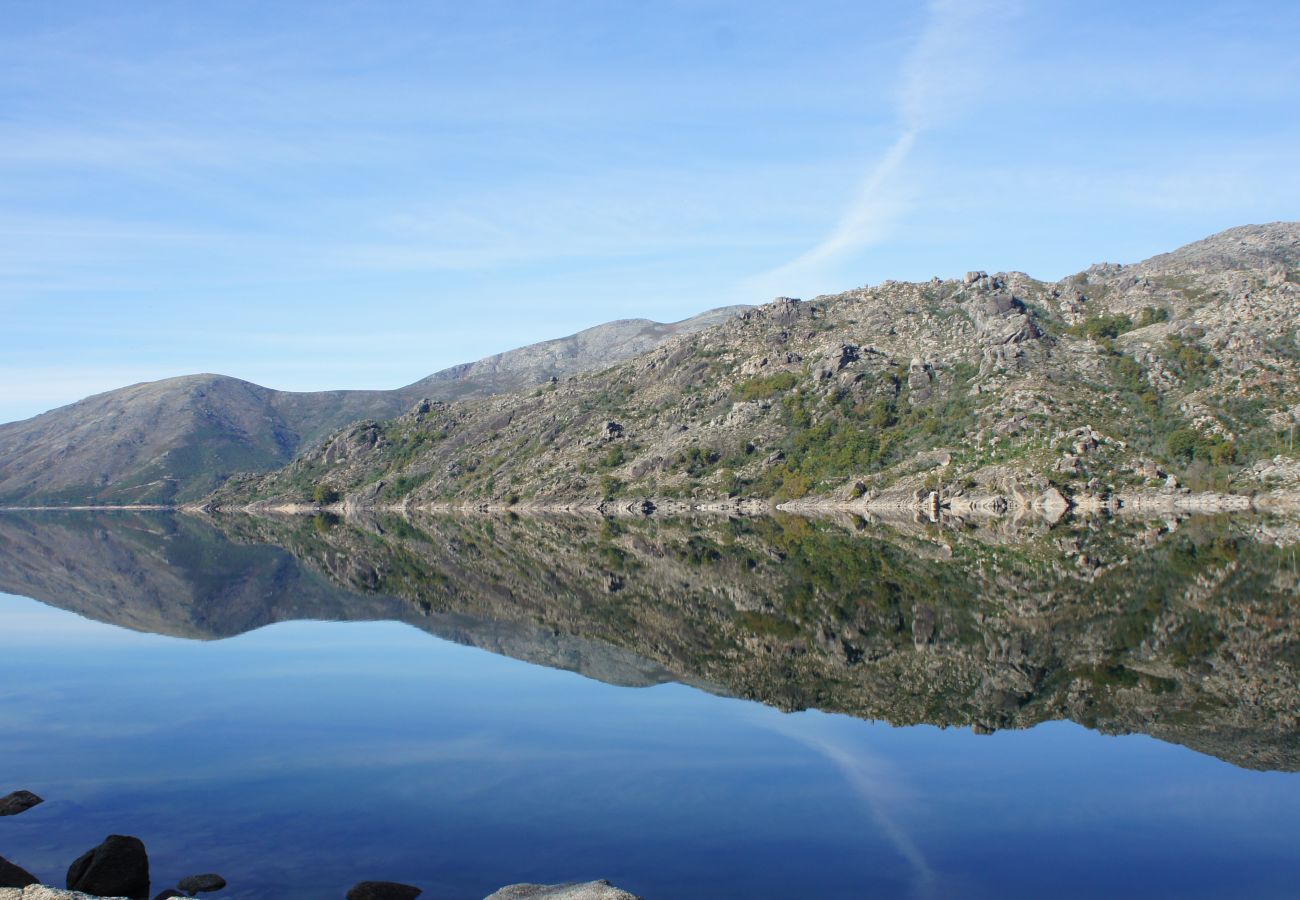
[733,371,798,401]
[1067,314,1134,341]
[312,485,341,505]
[1136,306,1170,327]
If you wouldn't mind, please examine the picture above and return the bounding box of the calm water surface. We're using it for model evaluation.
[0,511,1297,898]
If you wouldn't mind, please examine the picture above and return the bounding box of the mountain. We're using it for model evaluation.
[0,307,744,505]
[214,223,1300,510]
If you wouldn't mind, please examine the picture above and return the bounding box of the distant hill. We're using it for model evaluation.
[0,307,744,505]
[215,222,1300,509]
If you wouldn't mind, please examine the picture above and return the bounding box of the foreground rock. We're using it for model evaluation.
[174,874,224,895]
[0,857,38,889]
[485,881,641,899]
[65,836,149,900]
[0,792,44,817]
[346,883,422,900]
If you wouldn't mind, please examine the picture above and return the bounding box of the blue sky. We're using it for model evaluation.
[2,0,1298,422]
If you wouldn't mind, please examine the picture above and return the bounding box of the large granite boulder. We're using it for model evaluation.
[65,836,149,900]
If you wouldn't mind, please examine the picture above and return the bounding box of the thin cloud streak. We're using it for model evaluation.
[751,0,1020,293]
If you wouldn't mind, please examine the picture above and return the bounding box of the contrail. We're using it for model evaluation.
[753,0,1021,290]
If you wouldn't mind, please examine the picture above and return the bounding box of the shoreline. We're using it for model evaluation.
[2,489,1298,520]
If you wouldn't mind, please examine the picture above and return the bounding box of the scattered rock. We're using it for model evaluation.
[485,881,641,900]
[176,873,225,894]
[346,882,423,900]
[66,835,149,900]
[0,857,38,889]
[0,791,44,817]
[964,270,986,284]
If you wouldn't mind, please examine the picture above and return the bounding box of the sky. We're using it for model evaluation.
[2,0,1298,423]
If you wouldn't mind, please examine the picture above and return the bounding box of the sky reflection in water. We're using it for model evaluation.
[1,591,1298,899]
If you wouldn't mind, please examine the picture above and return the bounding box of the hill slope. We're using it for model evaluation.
[216,223,1300,509]
[0,307,743,505]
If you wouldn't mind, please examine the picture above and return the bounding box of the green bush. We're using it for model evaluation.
[733,371,798,401]
[1136,306,1170,327]
[312,485,341,505]
[1067,314,1134,341]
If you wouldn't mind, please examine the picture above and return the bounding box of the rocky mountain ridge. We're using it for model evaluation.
[213,223,1300,512]
[0,308,743,506]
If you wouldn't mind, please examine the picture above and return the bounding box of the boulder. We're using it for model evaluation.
[176,873,225,894]
[66,836,149,900]
[485,882,641,900]
[346,882,422,900]
[0,857,38,889]
[765,296,806,323]
[0,791,44,817]
[154,891,185,899]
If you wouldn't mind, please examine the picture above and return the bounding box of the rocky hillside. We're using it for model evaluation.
[215,223,1300,510]
[0,308,742,505]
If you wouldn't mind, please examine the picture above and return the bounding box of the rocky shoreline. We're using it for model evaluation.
[0,792,639,900]
[179,484,1300,521]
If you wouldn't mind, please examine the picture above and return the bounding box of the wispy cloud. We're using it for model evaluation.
[751,0,1021,293]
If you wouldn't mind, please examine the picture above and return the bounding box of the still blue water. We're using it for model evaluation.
[1,590,1298,899]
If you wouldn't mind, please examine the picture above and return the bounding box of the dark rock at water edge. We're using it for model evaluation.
[176,873,225,894]
[66,835,150,900]
[155,891,186,899]
[0,855,39,888]
[347,882,422,900]
[0,791,44,817]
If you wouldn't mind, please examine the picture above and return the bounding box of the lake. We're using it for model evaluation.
[0,510,1297,898]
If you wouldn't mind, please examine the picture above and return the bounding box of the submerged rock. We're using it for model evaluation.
[485,881,641,899]
[175,874,225,895]
[0,857,39,889]
[65,836,149,900]
[0,792,44,817]
[346,882,423,900]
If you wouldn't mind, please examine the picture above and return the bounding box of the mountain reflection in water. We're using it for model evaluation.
[0,508,1296,772]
